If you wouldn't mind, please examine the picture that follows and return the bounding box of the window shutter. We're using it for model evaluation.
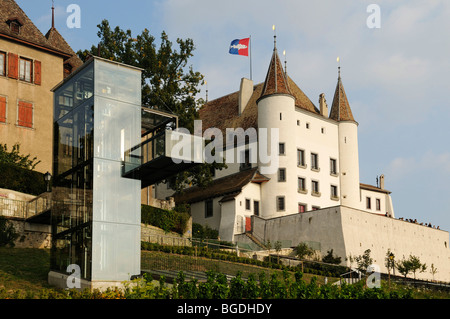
[34,60,41,85]
[8,53,18,79]
[18,101,33,128]
[0,97,6,123]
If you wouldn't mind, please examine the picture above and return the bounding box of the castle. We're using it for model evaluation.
[158,37,450,282]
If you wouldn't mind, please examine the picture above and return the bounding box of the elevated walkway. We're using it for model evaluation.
[122,108,204,188]
[0,192,51,224]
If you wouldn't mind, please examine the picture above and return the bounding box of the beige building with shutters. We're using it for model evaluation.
[0,0,82,173]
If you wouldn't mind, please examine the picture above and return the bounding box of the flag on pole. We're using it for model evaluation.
[229,38,250,56]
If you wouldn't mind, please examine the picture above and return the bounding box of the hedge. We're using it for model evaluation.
[141,204,190,235]
[0,162,47,195]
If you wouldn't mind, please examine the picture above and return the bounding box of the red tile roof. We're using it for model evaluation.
[0,0,81,66]
[329,72,355,122]
[174,167,270,204]
[259,48,292,98]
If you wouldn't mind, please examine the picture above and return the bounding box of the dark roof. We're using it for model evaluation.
[174,167,270,204]
[45,27,83,71]
[0,0,78,62]
[329,71,355,122]
[360,183,391,194]
[199,76,318,134]
[259,48,292,98]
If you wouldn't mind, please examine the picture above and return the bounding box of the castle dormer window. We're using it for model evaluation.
[6,18,23,35]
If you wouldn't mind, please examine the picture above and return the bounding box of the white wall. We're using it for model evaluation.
[293,108,341,212]
[249,206,450,282]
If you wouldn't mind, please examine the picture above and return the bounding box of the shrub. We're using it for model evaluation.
[0,162,47,195]
[141,204,190,235]
[0,216,19,247]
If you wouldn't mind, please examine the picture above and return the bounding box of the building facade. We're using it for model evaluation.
[0,0,82,174]
[167,40,395,242]
[164,39,450,282]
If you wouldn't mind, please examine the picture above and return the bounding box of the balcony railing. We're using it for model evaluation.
[122,129,204,187]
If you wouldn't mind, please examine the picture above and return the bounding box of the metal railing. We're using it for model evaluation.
[0,198,28,218]
[0,192,51,220]
[27,192,52,219]
[339,269,362,285]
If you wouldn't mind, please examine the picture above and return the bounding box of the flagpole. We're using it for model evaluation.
[249,35,253,81]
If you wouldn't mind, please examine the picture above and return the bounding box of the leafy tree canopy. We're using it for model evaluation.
[0,143,40,170]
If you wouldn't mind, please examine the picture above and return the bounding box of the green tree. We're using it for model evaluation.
[294,242,314,260]
[397,255,427,280]
[430,263,438,281]
[355,249,373,274]
[322,249,342,264]
[408,255,427,280]
[274,240,283,264]
[0,216,19,247]
[396,257,412,278]
[0,143,40,170]
[78,20,226,192]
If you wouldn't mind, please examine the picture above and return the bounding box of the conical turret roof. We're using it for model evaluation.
[329,68,355,122]
[259,42,292,98]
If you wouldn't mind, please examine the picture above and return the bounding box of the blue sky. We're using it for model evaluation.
[17,0,450,232]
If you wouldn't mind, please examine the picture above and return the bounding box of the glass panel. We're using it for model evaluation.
[54,64,94,121]
[91,222,140,281]
[94,59,141,105]
[93,96,140,162]
[92,158,140,225]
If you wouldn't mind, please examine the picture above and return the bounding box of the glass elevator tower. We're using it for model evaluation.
[50,57,142,286]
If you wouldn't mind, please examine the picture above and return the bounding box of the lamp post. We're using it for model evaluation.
[44,171,52,192]
[388,252,394,289]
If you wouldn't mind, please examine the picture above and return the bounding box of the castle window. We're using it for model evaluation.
[279,143,285,155]
[321,127,325,134]
[297,149,306,167]
[19,57,33,82]
[306,122,310,129]
[10,21,21,34]
[0,52,5,76]
[298,177,306,193]
[205,199,213,218]
[245,198,251,211]
[366,197,372,210]
[376,198,381,211]
[276,196,285,211]
[278,168,286,182]
[298,203,306,213]
[330,158,337,175]
[312,206,320,211]
[0,96,7,123]
[311,153,319,170]
[331,185,338,199]
[17,100,33,128]
[311,180,320,196]
[254,200,260,216]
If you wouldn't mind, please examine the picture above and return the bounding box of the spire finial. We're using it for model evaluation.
[283,50,287,75]
[273,25,277,51]
[51,0,55,29]
[337,56,341,79]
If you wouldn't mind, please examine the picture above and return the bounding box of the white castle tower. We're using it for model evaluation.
[256,36,297,218]
[329,67,361,209]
